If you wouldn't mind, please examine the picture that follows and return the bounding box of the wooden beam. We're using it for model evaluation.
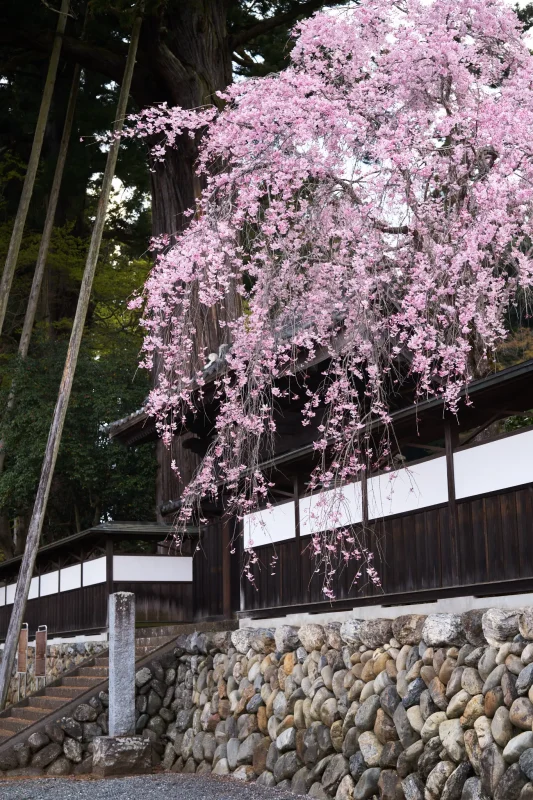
[444,417,460,583]
[403,442,445,454]
[458,413,501,447]
[270,488,295,499]
[221,517,232,620]
[293,475,302,601]
[106,536,114,601]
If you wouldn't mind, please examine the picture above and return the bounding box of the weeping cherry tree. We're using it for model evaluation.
[129,0,533,595]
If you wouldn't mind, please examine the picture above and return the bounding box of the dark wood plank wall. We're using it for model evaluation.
[0,580,200,638]
[0,525,231,639]
[0,584,108,639]
[241,483,533,612]
[193,521,224,620]
[113,581,194,624]
[3,484,531,636]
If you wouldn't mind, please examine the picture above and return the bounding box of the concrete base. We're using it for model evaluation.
[239,590,533,629]
[92,736,151,777]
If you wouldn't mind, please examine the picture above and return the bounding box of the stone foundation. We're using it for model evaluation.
[5,609,533,797]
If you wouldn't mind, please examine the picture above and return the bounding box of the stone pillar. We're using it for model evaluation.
[108,591,135,737]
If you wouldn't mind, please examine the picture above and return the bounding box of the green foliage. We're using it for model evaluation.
[517,3,533,33]
[0,338,156,542]
[0,135,153,549]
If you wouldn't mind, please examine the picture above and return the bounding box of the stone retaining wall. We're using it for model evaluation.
[6,609,533,798]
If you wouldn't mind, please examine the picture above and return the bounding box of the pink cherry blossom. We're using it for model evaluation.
[129,0,533,596]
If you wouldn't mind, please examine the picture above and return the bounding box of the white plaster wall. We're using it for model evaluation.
[82,556,106,587]
[40,570,59,597]
[300,483,363,537]
[299,457,448,537]
[367,456,448,519]
[0,632,109,651]
[455,428,533,499]
[60,564,81,592]
[243,501,296,548]
[113,555,193,582]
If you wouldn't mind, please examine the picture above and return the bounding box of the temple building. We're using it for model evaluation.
[2,357,533,641]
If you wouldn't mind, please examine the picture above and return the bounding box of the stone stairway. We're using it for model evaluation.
[0,620,236,748]
[134,624,191,657]
[0,656,110,743]
[0,626,180,745]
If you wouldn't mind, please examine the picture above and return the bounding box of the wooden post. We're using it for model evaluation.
[0,11,143,710]
[17,623,28,702]
[293,475,302,601]
[221,517,232,619]
[0,0,70,336]
[238,518,245,614]
[106,536,114,601]
[17,624,28,675]
[361,468,369,529]
[444,417,460,582]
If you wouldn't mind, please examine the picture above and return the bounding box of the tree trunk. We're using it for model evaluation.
[0,0,70,337]
[2,0,235,508]
[146,0,232,236]
[18,62,81,358]
[146,1,233,502]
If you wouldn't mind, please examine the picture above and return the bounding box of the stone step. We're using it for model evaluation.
[30,696,68,710]
[77,666,108,677]
[44,686,82,698]
[135,646,159,657]
[11,707,46,722]
[135,625,185,639]
[134,636,176,648]
[62,676,103,687]
[0,717,29,733]
[0,632,188,749]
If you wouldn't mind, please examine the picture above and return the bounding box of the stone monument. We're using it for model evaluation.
[93,592,151,777]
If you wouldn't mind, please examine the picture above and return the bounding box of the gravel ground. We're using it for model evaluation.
[0,773,297,800]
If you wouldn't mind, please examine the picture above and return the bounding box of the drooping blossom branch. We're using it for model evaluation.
[129,0,533,595]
